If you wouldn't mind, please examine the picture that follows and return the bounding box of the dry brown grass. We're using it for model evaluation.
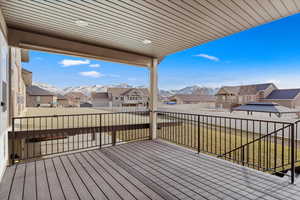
[158,122,300,172]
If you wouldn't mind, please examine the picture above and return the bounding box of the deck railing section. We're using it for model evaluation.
[157,111,298,183]
[10,111,150,163]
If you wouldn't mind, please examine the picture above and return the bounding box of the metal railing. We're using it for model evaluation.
[10,111,150,163]
[157,111,299,183]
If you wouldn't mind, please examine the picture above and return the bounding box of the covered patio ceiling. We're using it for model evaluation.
[0,0,300,66]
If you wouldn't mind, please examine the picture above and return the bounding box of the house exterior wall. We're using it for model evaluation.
[10,48,26,117]
[26,95,57,107]
[92,99,110,107]
[294,94,300,108]
[0,9,9,180]
[261,85,277,99]
[109,89,149,107]
[57,99,70,107]
[215,95,239,109]
[21,69,32,86]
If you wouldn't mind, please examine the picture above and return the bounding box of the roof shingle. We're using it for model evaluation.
[266,89,300,100]
[27,85,54,96]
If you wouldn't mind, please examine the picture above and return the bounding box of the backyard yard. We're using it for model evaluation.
[12,107,300,174]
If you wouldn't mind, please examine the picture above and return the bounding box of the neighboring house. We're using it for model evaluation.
[57,94,70,107]
[26,85,57,107]
[168,94,216,104]
[108,88,149,107]
[216,83,300,109]
[91,88,149,107]
[9,48,30,118]
[64,92,87,107]
[215,83,277,109]
[262,89,300,108]
[91,92,111,107]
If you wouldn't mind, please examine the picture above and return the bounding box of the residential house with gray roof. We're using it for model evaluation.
[216,83,300,109]
[262,89,300,108]
[215,83,277,109]
[91,92,112,107]
[92,88,149,107]
[26,85,57,107]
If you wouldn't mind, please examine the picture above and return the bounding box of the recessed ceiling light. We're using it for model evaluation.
[75,20,89,27]
[142,39,152,44]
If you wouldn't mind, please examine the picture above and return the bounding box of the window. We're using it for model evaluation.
[36,96,41,102]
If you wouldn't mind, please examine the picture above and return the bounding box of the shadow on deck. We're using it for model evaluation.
[1,140,299,200]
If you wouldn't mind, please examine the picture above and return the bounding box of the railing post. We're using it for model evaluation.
[112,131,116,146]
[291,123,295,184]
[11,118,15,165]
[198,115,200,154]
[241,146,245,166]
[99,114,102,149]
[149,58,158,140]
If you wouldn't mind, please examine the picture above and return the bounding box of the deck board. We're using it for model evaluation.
[9,164,25,200]
[36,160,51,200]
[74,153,122,200]
[52,157,79,200]
[44,159,65,200]
[23,162,36,200]
[1,140,300,200]
[67,154,107,200]
[0,165,16,200]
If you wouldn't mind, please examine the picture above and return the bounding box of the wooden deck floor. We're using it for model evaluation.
[1,140,300,200]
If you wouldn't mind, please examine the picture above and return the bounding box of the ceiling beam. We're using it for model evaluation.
[8,28,153,67]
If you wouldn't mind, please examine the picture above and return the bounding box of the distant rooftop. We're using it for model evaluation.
[232,102,300,114]
[266,89,300,100]
[91,92,111,100]
[27,85,54,96]
[217,83,276,95]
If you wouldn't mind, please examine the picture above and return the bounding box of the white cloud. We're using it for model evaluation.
[60,59,90,67]
[79,71,102,78]
[89,64,100,68]
[195,54,219,61]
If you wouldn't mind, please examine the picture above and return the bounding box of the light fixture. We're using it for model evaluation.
[75,20,89,27]
[142,39,152,44]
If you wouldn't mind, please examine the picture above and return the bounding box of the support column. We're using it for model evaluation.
[149,58,158,139]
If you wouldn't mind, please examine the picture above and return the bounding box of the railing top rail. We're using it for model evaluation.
[156,110,294,125]
[219,123,293,157]
[12,110,149,119]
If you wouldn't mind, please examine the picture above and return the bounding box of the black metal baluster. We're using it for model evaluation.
[291,123,295,184]
[274,123,277,171]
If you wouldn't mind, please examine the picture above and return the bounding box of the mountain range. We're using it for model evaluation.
[33,82,219,97]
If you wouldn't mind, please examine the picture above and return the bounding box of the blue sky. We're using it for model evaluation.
[23,13,300,90]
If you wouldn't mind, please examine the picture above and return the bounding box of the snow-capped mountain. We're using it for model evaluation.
[33,82,134,96]
[33,82,64,94]
[63,83,133,96]
[160,85,219,97]
[33,82,218,97]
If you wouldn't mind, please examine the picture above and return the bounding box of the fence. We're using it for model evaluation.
[9,110,300,183]
[157,111,299,183]
[10,111,150,163]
